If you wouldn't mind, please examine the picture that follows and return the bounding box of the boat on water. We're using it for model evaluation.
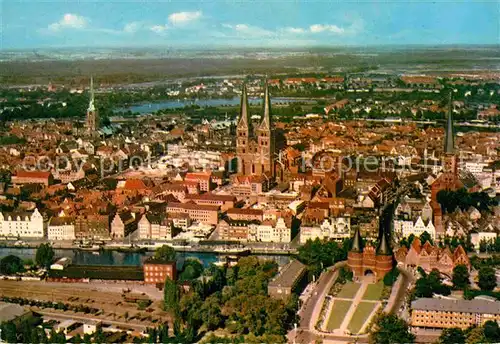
[116,246,148,254]
[78,244,101,251]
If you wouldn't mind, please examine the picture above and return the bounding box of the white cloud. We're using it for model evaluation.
[284,27,306,34]
[124,22,142,33]
[309,24,345,34]
[223,23,274,37]
[48,13,88,31]
[168,11,202,25]
[150,25,168,34]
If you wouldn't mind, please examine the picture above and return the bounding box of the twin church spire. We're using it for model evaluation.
[238,80,272,133]
[236,79,275,177]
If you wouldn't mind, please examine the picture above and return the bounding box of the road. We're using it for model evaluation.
[32,309,148,331]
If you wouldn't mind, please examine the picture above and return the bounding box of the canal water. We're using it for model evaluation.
[115,97,315,114]
[0,248,290,268]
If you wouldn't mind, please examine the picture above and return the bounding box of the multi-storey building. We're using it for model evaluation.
[236,82,275,177]
[226,208,264,222]
[47,217,76,241]
[248,217,292,243]
[0,208,45,238]
[300,217,351,244]
[110,211,137,239]
[395,238,470,276]
[166,202,219,225]
[183,193,237,212]
[137,214,172,241]
[394,216,436,241]
[143,258,176,285]
[184,172,213,192]
[411,298,500,329]
[218,219,254,241]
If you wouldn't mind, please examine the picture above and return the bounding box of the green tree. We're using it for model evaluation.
[0,255,24,275]
[419,231,433,245]
[35,243,55,268]
[478,267,497,291]
[1,321,18,342]
[483,320,500,342]
[154,245,176,261]
[465,326,485,344]
[369,313,415,344]
[164,278,180,314]
[452,264,470,290]
[439,328,466,344]
[383,267,400,286]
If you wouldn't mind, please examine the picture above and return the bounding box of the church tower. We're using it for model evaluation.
[86,76,99,136]
[443,91,457,175]
[256,81,275,176]
[236,83,252,175]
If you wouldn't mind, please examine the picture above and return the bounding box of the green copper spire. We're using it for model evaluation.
[444,91,455,155]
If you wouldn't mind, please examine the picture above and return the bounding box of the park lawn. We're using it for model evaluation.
[347,302,378,334]
[326,300,352,331]
[362,281,385,300]
[336,282,361,299]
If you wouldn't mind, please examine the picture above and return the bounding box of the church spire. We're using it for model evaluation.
[237,83,250,130]
[259,79,271,131]
[88,75,96,112]
[444,91,454,155]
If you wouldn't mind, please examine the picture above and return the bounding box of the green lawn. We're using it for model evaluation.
[347,302,378,334]
[336,282,361,299]
[326,300,352,331]
[362,281,385,301]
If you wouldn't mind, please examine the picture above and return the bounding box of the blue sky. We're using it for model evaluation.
[1,0,499,49]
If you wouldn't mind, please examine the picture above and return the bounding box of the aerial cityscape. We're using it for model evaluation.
[0,1,499,343]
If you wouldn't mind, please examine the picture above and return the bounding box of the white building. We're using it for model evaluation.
[300,217,351,244]
[249,218,292,243]
[394,216,436,240]
[47,217,76,241]
[0,208,45,238]
[137,214,172,241]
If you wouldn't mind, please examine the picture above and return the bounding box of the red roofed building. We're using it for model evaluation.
[185,172,213,192]
[12,170,53,186]
[166,202,220,225]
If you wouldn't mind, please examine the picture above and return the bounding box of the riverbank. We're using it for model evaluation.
[0,247,291,268]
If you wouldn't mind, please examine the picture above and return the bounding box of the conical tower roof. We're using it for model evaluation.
[259,80,271,131]
[377,231,392,255]
[350,227,363,253]
[444,91,454,154]
[88,75,96,112]
[237,83,250,129]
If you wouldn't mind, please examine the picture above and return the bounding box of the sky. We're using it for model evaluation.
[1,0,499,49]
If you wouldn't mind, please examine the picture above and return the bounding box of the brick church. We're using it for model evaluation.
[430,93,463,237]
[236,82,275,178]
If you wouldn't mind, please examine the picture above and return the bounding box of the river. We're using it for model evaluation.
[115,97,316,114]
[0,247,290,268]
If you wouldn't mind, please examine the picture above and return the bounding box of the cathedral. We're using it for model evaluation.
[86,76,99,136]
[236,82,275,177]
